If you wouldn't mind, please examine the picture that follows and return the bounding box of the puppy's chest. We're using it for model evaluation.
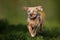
[28,18,40,26]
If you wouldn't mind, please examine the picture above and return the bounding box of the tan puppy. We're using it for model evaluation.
[24,6,45,37]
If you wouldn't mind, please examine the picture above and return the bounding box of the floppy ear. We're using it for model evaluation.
[36,6,43,11]
[24,7,29,11]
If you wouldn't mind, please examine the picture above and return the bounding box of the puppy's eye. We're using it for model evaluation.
[28,11,30,12]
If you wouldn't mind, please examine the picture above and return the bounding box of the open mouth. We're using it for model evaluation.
[30,14,33,17]
[29,14,37,19]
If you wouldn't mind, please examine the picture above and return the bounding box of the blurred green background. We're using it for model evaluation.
[0,0,60,24]
[0,0,60,40]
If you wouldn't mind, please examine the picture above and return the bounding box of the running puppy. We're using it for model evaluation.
[24,6,45,37]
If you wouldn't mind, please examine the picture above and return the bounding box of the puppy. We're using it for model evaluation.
[24,6,45,37]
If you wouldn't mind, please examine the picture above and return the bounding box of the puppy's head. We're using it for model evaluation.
[24,6,43,19]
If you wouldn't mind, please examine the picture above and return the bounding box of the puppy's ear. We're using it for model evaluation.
[24,7,29,11]
[36,6,43,11]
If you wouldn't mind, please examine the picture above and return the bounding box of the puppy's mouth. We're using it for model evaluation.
[30,14,33,17]
[29,14,37,19]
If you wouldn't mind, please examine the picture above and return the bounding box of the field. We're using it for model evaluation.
[0,0,60,40]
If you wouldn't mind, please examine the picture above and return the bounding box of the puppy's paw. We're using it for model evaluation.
[31,34,35,37]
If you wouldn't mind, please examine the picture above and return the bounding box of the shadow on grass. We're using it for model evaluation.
[0,19,28,34]
[0,19,28,40]
[42,26,60,40]
[0,19,60,40]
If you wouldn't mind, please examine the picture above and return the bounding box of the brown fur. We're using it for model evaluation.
[24,6,45,37]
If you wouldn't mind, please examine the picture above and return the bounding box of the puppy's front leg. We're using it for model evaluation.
[27,22,36,37]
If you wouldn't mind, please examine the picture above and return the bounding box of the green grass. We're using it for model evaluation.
[0,19,60,40]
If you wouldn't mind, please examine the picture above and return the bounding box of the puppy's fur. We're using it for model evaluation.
[24,6,45,37]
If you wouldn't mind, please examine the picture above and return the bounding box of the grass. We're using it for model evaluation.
[0,19,60,40]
